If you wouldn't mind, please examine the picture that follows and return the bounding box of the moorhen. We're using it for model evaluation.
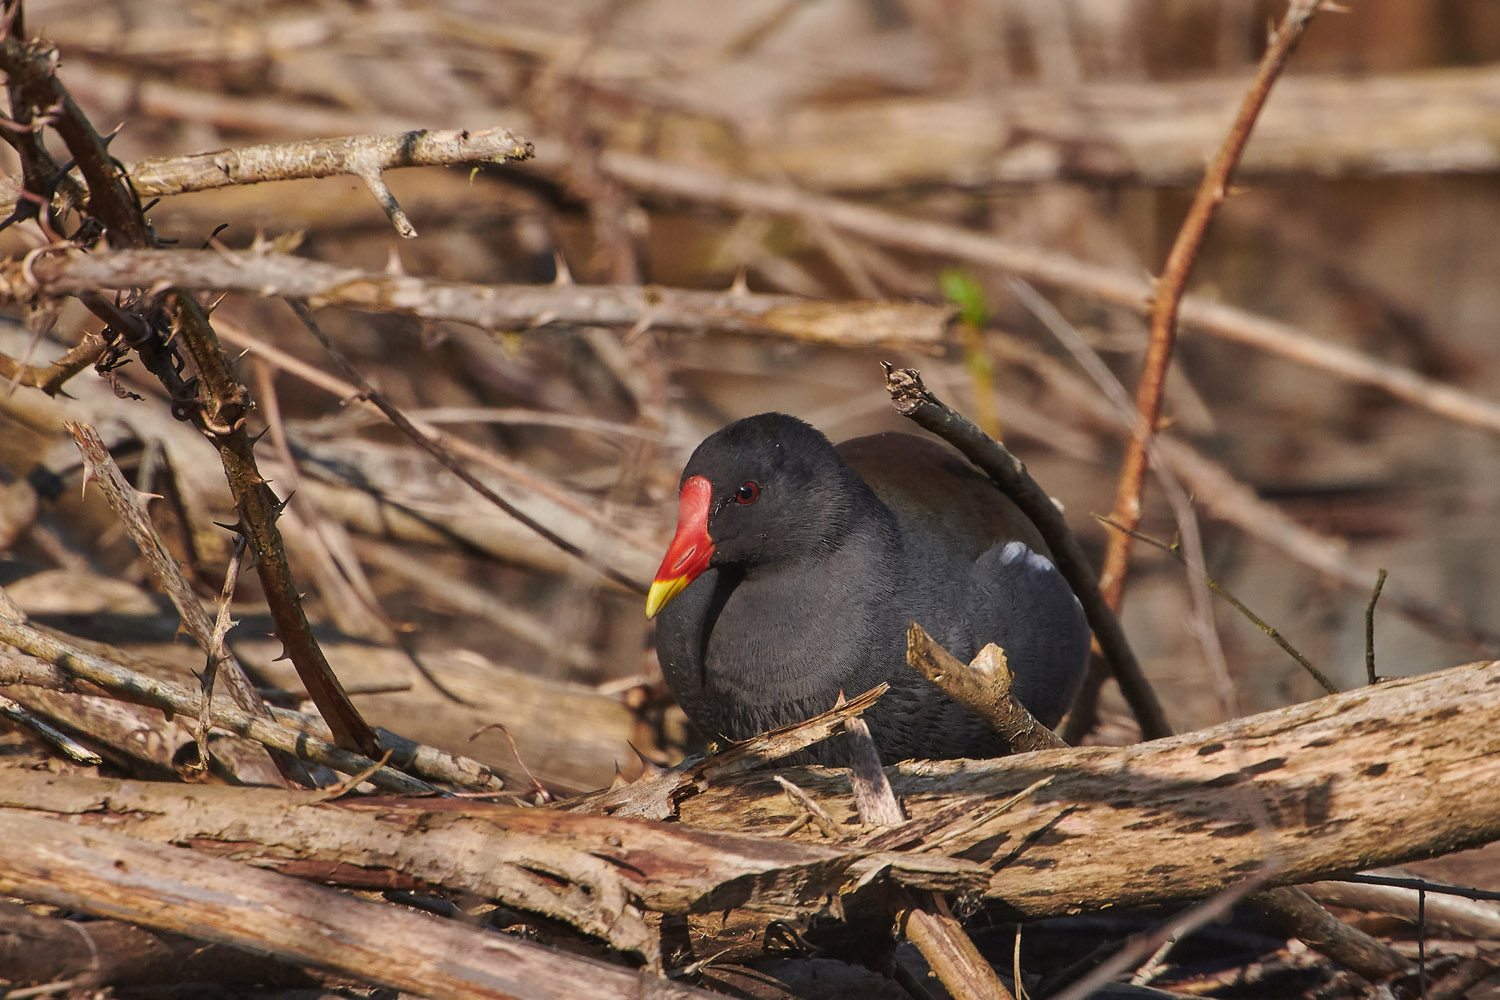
[646,413,1090,764]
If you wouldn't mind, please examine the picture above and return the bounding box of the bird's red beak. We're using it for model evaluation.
[646,475,714,619]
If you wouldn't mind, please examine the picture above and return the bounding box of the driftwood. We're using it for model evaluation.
[672,658,1500,919]
[906,622,1409,982]
[0,811,717,1000]
[0,768,978,964]
[4,660,1487,990]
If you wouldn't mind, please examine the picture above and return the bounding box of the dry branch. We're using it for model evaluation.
[905,623,1066,755]
[570,685,890,820]
[0,33,380,758]
[128,126,534,237]
[983,331,1500,650]
[5,248,956,349]
[674,658,1500,919]
[66,420,288,785]
[56,59,1500,191]
[0,617,454,794]
[0,810,719,1000]
[0,900,310,991]
[905,627,1408,983]
[1098,0,1322,610]
[0,769,979,936]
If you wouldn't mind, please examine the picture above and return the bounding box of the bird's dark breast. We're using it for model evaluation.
[657,561,888,740]
[655,557,1009,764]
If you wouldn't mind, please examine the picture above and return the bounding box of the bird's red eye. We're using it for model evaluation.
[734,481,759,504]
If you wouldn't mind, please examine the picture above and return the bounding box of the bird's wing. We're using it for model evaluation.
[966,540,1091,729]
[836,432,1048,559]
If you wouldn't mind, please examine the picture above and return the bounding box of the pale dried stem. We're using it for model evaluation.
[9,248,956,350]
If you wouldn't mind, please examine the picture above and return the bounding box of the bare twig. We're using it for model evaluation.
[839,695,904,827]
[197,534,249,767]
[1009,280,1401,980]
[905,623,1067,753]
[773,775,842,840]
[1252,884,1412,984]
[898,897,1018,1000]
[1096,516,1339,695]
[1098,0,1324,609]
[0,329,103,396]
[0,615,437,794]
[984,329,1500,652]
[566,685,889,819]
[0,694,102,764]
[286,298,641,593]
[217,321,658,582]
[1050,871,1274,1000]
[0,36,379,758]
[1366,568,1389,684]
[596,150,1500,439]
[66,421,287,785]
[129,127,531,193]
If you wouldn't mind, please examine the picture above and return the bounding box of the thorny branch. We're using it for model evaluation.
[2,246,957,350]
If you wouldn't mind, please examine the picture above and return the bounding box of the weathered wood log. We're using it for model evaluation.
[0,767,979,964]
[905,623,1410,983]
[0,812,715,1000]
[672,659,1500,919]
[10,662,1497,972]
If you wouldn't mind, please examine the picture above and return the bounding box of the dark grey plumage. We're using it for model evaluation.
[652,413,1089,765]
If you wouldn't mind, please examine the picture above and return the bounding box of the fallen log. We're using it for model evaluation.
[0,812,716,1000]
[670,658,1500,919]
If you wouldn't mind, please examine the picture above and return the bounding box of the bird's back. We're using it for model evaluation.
[837,433,1049,560]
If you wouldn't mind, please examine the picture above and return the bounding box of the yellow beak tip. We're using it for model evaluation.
[645,576,689,619]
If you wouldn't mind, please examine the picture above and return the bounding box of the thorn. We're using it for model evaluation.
[133,488,165,504]
[728,266,749,296]
[272,647,291,662]
[271,491,295,519]
[552,251,573,286]
[247,427,271,445]
[609,766,629,791]
[623,315,653,344]
[525,310,558,332]
[626,741,667,777]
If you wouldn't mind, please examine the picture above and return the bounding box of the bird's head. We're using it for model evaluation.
[645,413,868,618]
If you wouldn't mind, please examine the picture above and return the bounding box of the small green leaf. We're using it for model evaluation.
[940,269,990,328]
